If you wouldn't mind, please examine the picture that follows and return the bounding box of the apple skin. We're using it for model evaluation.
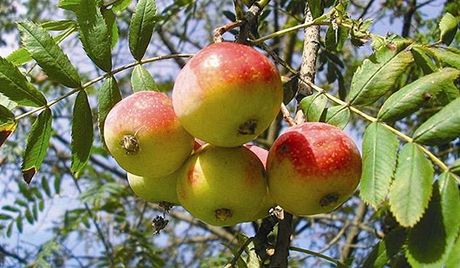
[172,42,283,147]
[104,91,194,177]
[267,122,362,216]
[127,171,180,205]
[176,145,268,226]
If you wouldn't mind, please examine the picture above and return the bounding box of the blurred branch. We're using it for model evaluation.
[401,0,417,37]
[290,246,349,267]
[340,202,367,262]
[0,245,27,264]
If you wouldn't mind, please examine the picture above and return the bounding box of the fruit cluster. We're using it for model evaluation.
[104,42,362,226]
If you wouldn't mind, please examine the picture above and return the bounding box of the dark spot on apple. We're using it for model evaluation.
[22,168,36,184]
[120,134,139,155]
[319,192,340,207]
[215,208,233,221]
[238,119,258,135]
[0,130,12,147]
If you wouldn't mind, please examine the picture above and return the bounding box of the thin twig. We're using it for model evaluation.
[15,54,193,121]
[289,246,349,267]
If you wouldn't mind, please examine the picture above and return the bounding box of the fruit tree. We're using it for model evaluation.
[0,0,459,267]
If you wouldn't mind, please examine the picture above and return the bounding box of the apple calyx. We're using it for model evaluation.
[215,208,233,221]
[120,134,140,155]
[238,119,258,135]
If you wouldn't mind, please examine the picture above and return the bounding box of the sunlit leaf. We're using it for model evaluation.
[413,98,460,145]
[389,143,433,227]
[347,40,413,105]
[360,123,399,208]
[378,68,460,122]
[18,21,81,88]
[129,0,157,60]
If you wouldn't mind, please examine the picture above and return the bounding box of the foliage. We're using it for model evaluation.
[0,0,459,267]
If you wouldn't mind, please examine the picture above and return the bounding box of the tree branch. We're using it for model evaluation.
[340,202,367,262]
[401,0,417,37]
[0,244,28,264]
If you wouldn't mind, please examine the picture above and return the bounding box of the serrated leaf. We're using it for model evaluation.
[411,46,437,74]
[300,93,327,122]
[360,123,399,208]
[413,98,460,145]
[322,105,350,129]
[378,68,460,122]
[439,13,458,46]
[18,21,81,88]
[347,41,413,105]
[71,91,93,176]
[389,143,433,227]
[429,47,460,69]
[0,57,47,107]
[76,0,112,72]
[129,0,157,60]
[112,0,132,12]
[362,227,407,268]
[21,109,53,184]
[407,182,445,265]
[102,9,119,49]
[131,65,158,92]
[0,105,17,147]
[98,77,121,147]
[415,173,460,267]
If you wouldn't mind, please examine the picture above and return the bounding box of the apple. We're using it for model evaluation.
[172,42,283,147]
[127,171,180,205]
[267,122,362,215]
[104,91,194,177]
[176,145,268,226]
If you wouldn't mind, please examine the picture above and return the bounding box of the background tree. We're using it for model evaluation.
[0,0,459,267]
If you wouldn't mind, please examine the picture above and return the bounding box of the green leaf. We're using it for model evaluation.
[411,46,437,74]
[429,47,460,69]
[406,182,445,265]
[360,123,399,208]
[40,20,77,31]
[71,91,94,176]
[0,57,47,107]
[307,0,323,18]
[389,143,433,227]
[378,68,460,122]
[299,93,327,122]
[42,176,51,197]
[76,0,112,72]
[347,41,413,105]
[7,22,77,66]
[18,21,81,88]
[16,216,23,233]
[21,109,53,184]
[322,105,350,129]
[98,77,122,146]
[54,174,62,195]
[25,208,34,224]
[446,236,460,267]
[416,173,460,267]
[129,0,157,60]
[362,227,407,268]
[112,0,132,12]
[0,105,17,147]
[131,65,158,92]
[58,0,80,11]
[439,13,458,46]
[450,159,460,176]
[413,97,460,145]
[102,9,119,49]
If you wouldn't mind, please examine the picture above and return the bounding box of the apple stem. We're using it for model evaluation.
[215,208,233,221]
[120,134,140,155]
